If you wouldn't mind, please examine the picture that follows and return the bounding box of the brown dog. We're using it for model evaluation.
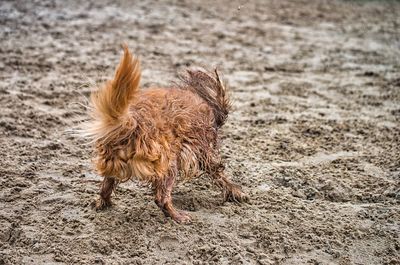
[86,45,247,223]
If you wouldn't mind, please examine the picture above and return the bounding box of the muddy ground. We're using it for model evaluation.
[1,0,399,264]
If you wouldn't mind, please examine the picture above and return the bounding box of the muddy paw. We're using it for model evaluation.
[224,188,249,203]
[171,211,192,224]
[92,197,112,211]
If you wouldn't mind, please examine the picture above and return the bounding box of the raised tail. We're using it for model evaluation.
[178,69,231,128]
[88,45,140,138]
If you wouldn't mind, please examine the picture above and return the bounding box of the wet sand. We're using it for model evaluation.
[0,0,399,264]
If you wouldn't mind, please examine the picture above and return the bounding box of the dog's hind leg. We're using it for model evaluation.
[95,176,116,210]
[154,161,192,224]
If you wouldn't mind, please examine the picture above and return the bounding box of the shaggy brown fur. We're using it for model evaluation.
[87,45,247,223]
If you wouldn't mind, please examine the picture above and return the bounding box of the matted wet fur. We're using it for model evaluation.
[86,45,248,223]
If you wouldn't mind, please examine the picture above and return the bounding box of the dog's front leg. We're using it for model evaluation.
[209,163,249,203]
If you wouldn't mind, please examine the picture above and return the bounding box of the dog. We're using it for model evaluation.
[86,45,247,223]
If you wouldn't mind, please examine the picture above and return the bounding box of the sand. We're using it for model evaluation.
[0,0,399,264]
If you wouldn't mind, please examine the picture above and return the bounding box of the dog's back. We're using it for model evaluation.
[129,88,217,181]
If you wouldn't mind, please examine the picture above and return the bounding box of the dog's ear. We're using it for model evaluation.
[178,68,230,128]
[214,68,226,93]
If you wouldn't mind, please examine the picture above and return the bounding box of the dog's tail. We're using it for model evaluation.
[178,69,231,128]
[88,45,140,139]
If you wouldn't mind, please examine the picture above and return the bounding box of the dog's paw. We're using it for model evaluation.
[171,211,192,224]
[224,188,249,203]
[92,197,112,211]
